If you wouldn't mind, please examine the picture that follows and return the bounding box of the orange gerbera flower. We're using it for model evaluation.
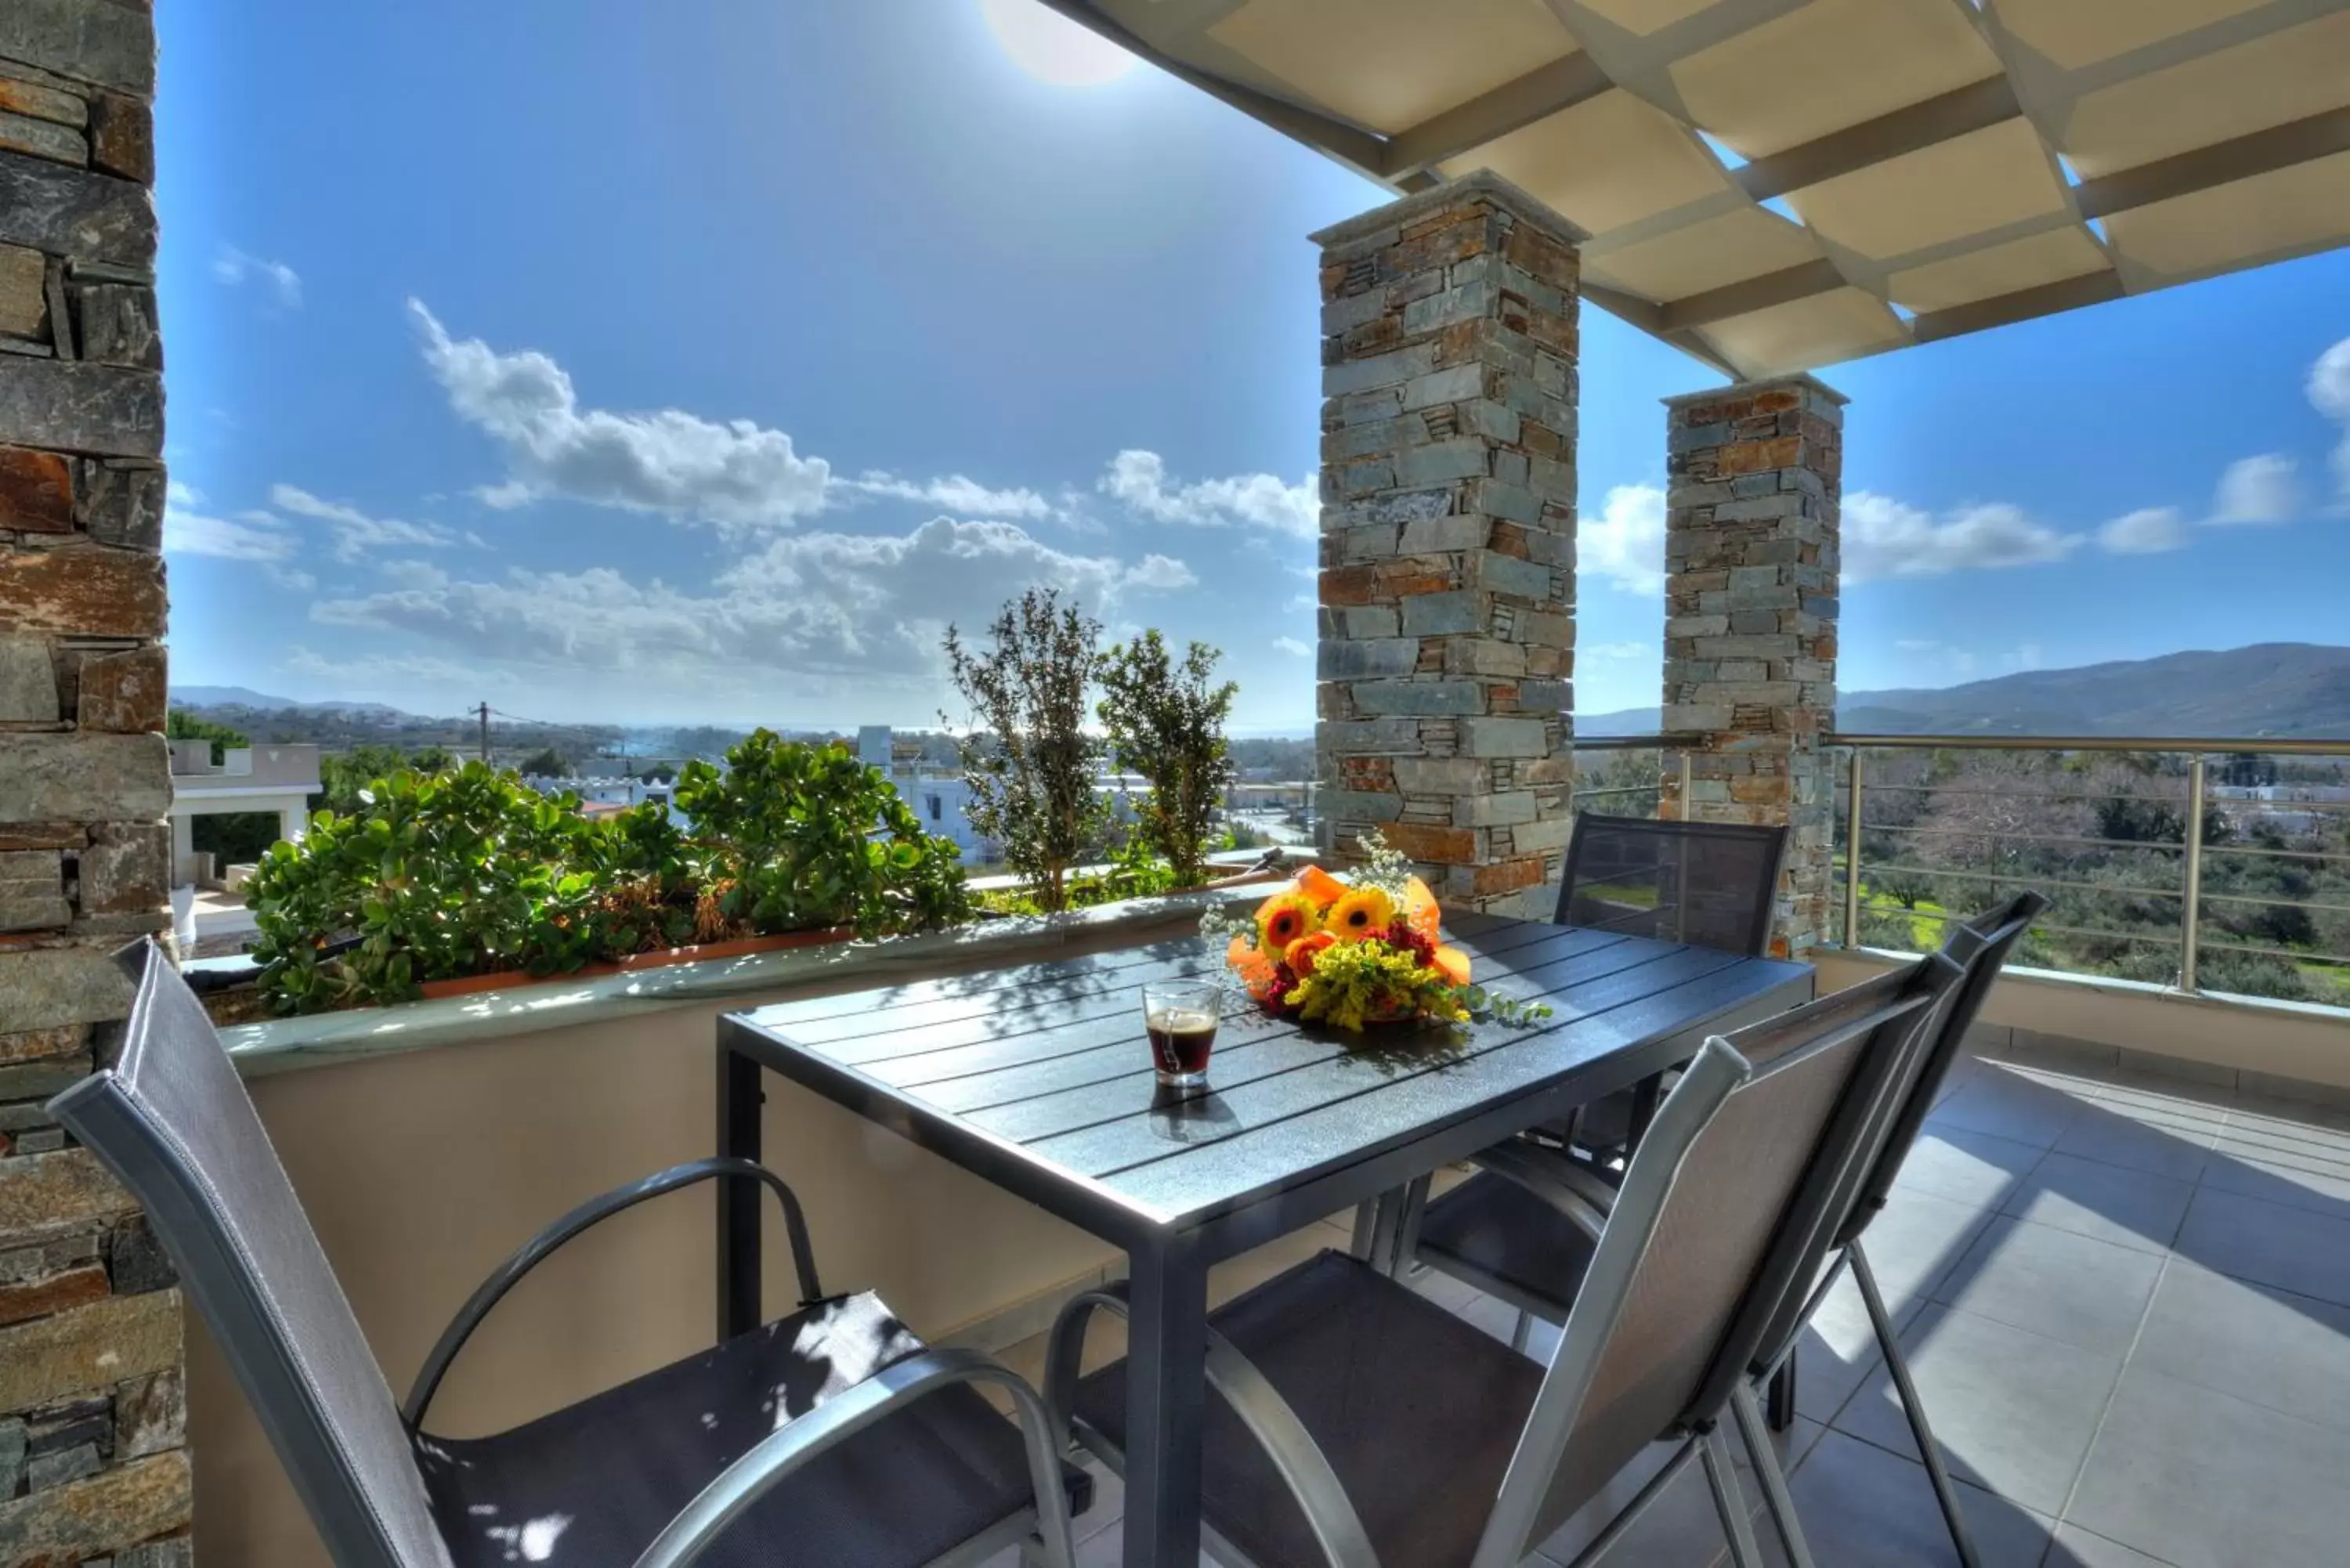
[1285,930,1337,978]
[1326,886,1397,941]
[1255,891,1320,958]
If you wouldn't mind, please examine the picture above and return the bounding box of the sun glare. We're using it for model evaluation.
[979,0,1137,86]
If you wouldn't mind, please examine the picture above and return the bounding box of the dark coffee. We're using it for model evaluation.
[1147,1007,1218,1077]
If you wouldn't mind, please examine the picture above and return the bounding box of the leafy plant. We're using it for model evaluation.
[944,588,1108,912]
[313,743,457,818]
[165,708,248,764]
[1097,631,1238,889]
[675,730,972,938]
[519,746,575,779]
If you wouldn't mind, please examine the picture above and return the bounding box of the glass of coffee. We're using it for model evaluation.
[1142,980,1222,1088]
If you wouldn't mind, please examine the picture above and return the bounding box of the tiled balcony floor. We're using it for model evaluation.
[983,1035,2350,1567]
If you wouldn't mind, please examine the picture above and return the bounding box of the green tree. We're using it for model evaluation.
[519,746,573,779]
[313,744,457,818]
[1097,630,1237,887]
[943,587,1108,912]
[164,709,248,764]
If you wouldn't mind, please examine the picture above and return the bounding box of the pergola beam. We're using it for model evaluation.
[2074,103,2350,221]
[1661,257,1848,331]
[1732,74,2021,201]
[1910,268,2124,346]
[1381,53,1615,177]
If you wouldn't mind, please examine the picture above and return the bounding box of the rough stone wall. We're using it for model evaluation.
[1659,375,1843,957]
[0,1,191,1561]
[1311,172,1582,917]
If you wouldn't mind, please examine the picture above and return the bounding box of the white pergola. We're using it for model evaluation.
[1050,0,2350,378]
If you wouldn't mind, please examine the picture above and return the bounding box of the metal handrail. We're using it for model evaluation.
[1830,732,2350,757]
[1833,732,2350,1004]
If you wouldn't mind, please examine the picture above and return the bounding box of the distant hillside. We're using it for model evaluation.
[1581,643,2350,739]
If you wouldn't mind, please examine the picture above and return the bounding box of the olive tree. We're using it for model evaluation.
[1097,630,1237,888]
[943,588,1108,912]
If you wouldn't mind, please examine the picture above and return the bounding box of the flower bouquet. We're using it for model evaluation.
[1207,832,1549,1032]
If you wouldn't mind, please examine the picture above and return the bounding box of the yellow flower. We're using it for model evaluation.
[1256,891,1320,958]
[1326,886,1397,942]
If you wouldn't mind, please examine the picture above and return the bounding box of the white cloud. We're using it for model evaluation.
[1581,483,1665,595]
[2306,335,2350,503]
[844,471,1055,520]
[263,562,318,592]
[310,515,1193,688]
[2097,506,2189,555]
[1101,450,1316,538]
[212,247,302,309]
[410,299,833,531]
[1271,636,1311,657]
[1843,493,2078,583]
[2206,453,2299,525]
[1894,638,1976,675]
[269,484,463,562]
[166,479,202,507]
[163,500,298,562]
[1585,641,1653,662]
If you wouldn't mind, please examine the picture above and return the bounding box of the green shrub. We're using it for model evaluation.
[245,733,972,1016]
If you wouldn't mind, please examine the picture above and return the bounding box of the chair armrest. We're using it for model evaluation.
[1472,1140,1617,1241]
[1044,1286,1383,1568]
[403,1155,822,1428]
[629,1345,1078,1568]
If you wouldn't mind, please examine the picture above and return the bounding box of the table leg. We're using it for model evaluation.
[1625,1071,1665,1153]
[716,1037,764,1342]
[1121,1237,1209,1568]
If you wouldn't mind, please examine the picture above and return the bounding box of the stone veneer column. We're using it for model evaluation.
[0,1,190,1563]
[1659,375,1844,957]
[1312,172,1582,917]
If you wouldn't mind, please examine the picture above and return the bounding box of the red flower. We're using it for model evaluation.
[1384,919,1437,967]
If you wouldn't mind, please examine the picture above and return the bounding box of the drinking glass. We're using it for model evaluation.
[1141,980,1222,1088]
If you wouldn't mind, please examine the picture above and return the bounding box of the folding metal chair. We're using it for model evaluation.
[50,941,1084,1568]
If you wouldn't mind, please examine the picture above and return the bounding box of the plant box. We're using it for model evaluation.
[416,927,857,1000]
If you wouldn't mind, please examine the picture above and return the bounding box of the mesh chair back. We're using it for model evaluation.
[1840,891,2048,1241]
[1730,953,1968,1389]
[49,943,454,1568]
[1555,815,1788,957]
[1473,977,1939,1568]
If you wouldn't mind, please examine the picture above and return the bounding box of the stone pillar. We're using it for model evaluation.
[0,2,190,1561]
[1311,171,1582,917]
[1659,375,1844,957]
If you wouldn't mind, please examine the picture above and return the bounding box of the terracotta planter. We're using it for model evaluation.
[417,927,857,1000]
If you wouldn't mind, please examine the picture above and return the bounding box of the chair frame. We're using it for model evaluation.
[1046,977,1944,1568]
[52,940,1079,1568]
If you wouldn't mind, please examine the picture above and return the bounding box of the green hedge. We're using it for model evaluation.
[244,732,973,1015]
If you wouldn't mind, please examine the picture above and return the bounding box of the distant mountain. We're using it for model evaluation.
[170,685,306,710]
[1580,644,2350,739]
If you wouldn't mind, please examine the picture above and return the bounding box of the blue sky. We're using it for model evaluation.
[157,0,2350,733]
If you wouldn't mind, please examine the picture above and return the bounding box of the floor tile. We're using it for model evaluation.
[2092,1071,2236,1117]
[2225,1092,2350,1143]
[1997,1153,2195,1255]
[1893,1125,2046,1211]
[1931,1216,2164,1355]
[2175,1186,2350,1308]
[2067,1366,2350,1568]
[2046,1104,2217,1183]
[1832,1304,2122,1516]
[2046,1523,2182,1566]
[1788,1267,1923,1426]
[1856,1186,2005,1305]
[2196,1147,2350,1223]
[1926,1067,2086,1150]
[1775,1429,2055,1568]
[2128,1258,2350,1436]
[2208,1122,2350,1185]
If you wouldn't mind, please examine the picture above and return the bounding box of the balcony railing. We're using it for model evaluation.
[1829,733,2350,1008]
[1567,732,1704,820]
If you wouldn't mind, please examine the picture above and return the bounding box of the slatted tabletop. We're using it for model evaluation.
[719,909,1811,1249]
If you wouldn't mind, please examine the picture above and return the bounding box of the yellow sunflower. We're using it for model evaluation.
[1255,891,1321,959]
[1326,886,1397,942]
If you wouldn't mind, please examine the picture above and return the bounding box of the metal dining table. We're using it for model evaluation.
[715,907,1812,1568]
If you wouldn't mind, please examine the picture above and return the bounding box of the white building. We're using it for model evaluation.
[169,740,321,886]
[858,727,996,862]
[520,772,692,829]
